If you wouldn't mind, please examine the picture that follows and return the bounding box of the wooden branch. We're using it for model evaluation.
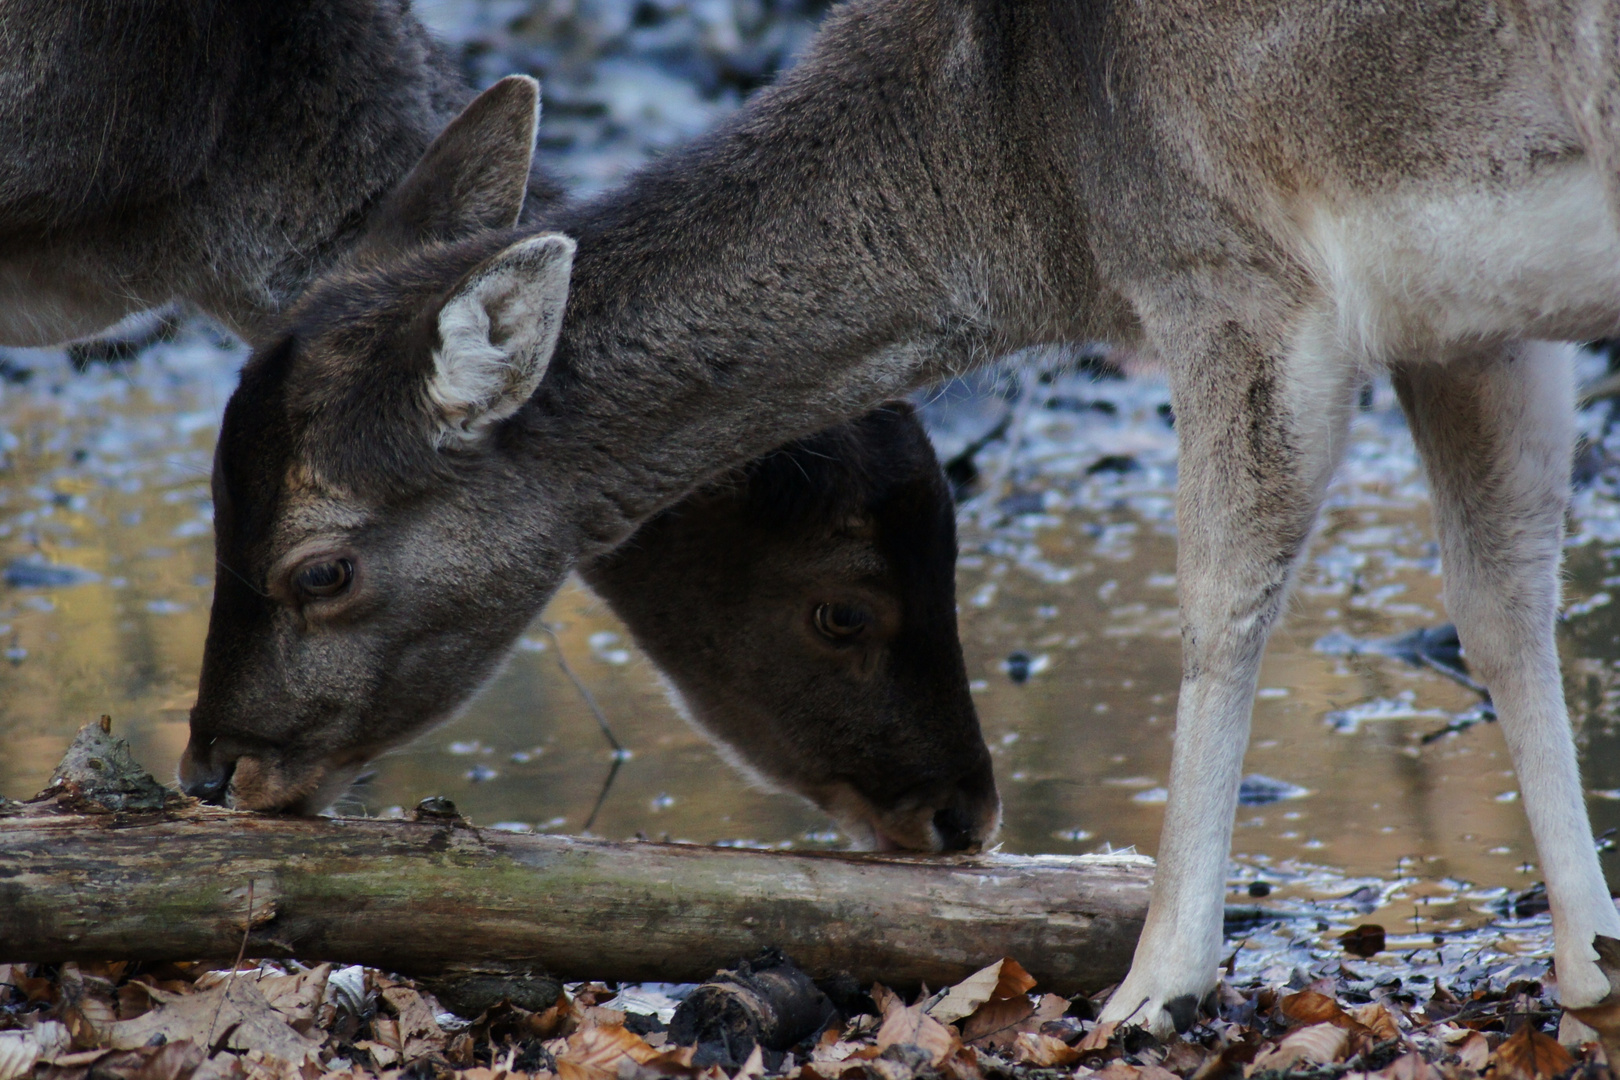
[0,723,1152,995]
[0,799,1150,993]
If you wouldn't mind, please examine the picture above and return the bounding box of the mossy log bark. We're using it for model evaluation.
[0,797,1151,994]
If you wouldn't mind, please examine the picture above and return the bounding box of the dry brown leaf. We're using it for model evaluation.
[0,1033,43,1080]
[1280,990,1348,1028]
[35,1042,208,1080]
[990,961,1037,1002]
[315,1068,373,1080]
[929,962,1013,1025]
[734,1045,766,1080]
[353,1042,397,1071]
[258,968,332,1033]
[1092,1062,1144,1080]
[444,1032,475,1068]
[106,979,323,1066]
[116,1042,209,1080]
[355,1014,401,1070]
[875,1005,960,1067]
[812,1042,870,1065]
[1162,1041,1210,1075]
[580,1007,627,1030]
[187,1053,248,1080]
[958,998,1033,1051]
[1351,1003,1403,1044]
[869,985,906,1022]
[793,1061,867,1080]
[1380,1052,1439,1080]
[238,1056,298,1080]
[0,965,25,997]
[1010,1032,1080,1067]
[62,984,119,1050]
[555,1061,615,1080]
[1030,996,1068,1026]
[1075,1021,1118,1053]
[1188,1031,1261,1080]
[1251,1023,1349,1070]
[561,1020,659,1069]
[1456,1033,1491,1072]
[379,986,444,1064]
[1489,1024,1573,1080]
[117,983,161,1022]
[940,1044,985,1080]
[632,1044,704,1078]
[29,1024,75,1066]
[523,992,580,1042]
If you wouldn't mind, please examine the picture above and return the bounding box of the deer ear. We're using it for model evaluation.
[428,233,575,443]
[362,75,540,254]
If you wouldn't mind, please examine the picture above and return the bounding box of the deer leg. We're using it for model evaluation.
[1393,343,1620,1042]
[1099,311,1357,1035]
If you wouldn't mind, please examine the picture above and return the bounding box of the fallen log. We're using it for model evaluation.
[0,722,1152,996]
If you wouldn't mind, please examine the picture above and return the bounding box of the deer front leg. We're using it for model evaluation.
[1100,310,1357,1035]
[1393,344,1620,1043]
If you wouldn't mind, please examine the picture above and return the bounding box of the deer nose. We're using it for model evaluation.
[178,746,236,804]
[933,805,976,851]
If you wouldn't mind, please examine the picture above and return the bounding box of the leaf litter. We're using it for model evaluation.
[5,944,1614,1080]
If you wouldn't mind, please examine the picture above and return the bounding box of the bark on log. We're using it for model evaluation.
[0,797,1150,994]
[0,722,1153,996]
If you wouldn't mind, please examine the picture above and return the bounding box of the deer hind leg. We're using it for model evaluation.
[1099,309,1360,1035]
[1394,344,1620,1037]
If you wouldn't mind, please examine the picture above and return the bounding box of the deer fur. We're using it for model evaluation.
[191,0,1620,1036]
[2,4,999,852]
[0,0,559,347]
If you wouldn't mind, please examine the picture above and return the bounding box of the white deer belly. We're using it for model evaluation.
[1303,163,1620,361]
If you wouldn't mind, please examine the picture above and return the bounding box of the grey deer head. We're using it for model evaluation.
[181,77,999,852]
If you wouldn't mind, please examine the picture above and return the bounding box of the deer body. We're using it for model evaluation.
[191,0,1620,1033]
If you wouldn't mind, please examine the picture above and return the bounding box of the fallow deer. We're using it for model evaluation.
[185,0,1620,1038]
[584,402,995,853]
[0,0,557,348]
[1,2,999,852]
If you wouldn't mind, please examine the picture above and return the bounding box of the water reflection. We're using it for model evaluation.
[6,333,1620,936]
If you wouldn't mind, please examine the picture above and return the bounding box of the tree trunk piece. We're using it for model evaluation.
[0,796,1150,994]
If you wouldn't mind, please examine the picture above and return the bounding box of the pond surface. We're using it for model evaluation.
[7,328,1620,955]
[8,0,1620,963]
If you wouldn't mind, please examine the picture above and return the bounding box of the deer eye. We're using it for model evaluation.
[295,558,353,599]
[814,602,870,640]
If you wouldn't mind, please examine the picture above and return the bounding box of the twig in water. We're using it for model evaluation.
[540,623,629,832]
[581,753,627,834]
[1413,650,1491,697]
[541,624,624,755]
[1419,705,1497,745]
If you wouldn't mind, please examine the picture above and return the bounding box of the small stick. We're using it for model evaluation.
[540,624,624,756]
[206,878,254,1049]
[539,624,629,831]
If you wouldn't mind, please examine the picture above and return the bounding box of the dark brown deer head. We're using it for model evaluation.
[584,404,996,851]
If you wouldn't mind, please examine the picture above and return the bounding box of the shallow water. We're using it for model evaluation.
[7,332,1620,954]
